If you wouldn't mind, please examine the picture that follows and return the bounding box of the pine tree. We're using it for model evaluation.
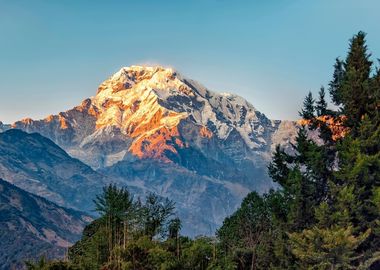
[268,145,292,189]
[316,86,328,117]
[299,92,315,120]
[327,31,380,262]
[340,31,373,131]
[329,58,345,106]
[335,117,380,252]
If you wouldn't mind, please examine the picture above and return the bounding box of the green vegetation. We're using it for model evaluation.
[26,184,225,270]
[215,31,380,270]
[25,31,380,269]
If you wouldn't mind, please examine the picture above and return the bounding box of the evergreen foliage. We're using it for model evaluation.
[299,92,315,120]
[316,87,328,117]
[216,31,380,269]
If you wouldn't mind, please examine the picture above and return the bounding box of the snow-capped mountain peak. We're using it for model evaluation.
[11,65,295,168]
[96,65,193,97]
[7,65,297,236]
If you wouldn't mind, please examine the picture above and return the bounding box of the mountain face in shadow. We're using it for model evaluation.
[0,178,91,270]
[0,129,108,212]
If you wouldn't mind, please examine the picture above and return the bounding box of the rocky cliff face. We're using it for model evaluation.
[0,178,91,270]
[0,121,10,132]
[8,66,298,236]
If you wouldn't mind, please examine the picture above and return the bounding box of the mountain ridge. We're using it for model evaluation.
[2,65,298,235]
[0,129,109,212]
[9,65,296,168]
[0,178,91,270]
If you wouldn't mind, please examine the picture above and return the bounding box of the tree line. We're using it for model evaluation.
[26,31,380,269]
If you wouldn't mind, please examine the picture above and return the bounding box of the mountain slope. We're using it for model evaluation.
[0,129,108,212]
[0,178,91,270]
[8,66,297,235]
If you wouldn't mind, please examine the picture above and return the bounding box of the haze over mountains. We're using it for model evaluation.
[0,66,297,237]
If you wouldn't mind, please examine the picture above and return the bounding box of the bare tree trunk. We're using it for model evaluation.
[176,232,180,259]
[108,214,113,263]
[107,215,110,262]
[250,247,256,270]
[213,239,216,262]
[124,221,128,250]
[133,248,136,270]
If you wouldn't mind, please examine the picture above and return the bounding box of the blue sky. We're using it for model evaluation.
[1,0,379,123]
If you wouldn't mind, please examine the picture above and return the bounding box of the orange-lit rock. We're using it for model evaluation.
[200,126,213,138]
[45,115,54,122]
[129,126,184,162]
[74,99,99,117]
[298,115,348,141]
[21,118,33,125]
[58,115,69,129]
